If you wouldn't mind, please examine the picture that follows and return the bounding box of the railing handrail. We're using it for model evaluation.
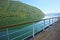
[0,17,60,29]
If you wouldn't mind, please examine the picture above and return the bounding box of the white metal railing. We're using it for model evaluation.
[0,17,60,40]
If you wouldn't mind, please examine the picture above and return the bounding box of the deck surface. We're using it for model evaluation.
[32,20,60,40]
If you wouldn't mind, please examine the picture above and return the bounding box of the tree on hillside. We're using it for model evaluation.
[0,0,11,12]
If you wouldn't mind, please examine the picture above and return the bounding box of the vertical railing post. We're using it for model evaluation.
[7,28,9,40]
[59,17,60,20]
[52,18,53,24]
[55,17,56,22]
[32,23,34,38]
[54,17,56,22]
[43,19,45,31]
[56,17,58,22]
[49,18,50,25]
[55,17,57,22]
[57,17,60,21]
[57,17,59,21]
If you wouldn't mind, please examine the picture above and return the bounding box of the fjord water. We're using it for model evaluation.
[0,14,60,40]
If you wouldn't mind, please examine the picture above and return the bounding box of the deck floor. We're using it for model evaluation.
[32,20,60,40]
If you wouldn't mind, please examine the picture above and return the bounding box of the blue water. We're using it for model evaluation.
[0,14,60,40]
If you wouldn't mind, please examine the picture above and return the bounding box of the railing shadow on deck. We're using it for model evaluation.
[0,17,60,40]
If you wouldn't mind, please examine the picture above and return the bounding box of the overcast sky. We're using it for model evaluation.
[13,0,60,14]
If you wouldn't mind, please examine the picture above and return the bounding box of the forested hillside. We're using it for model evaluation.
[0,0,45,26]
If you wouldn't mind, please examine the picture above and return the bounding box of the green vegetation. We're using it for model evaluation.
[0,0,45,26]
[0,1,45,40]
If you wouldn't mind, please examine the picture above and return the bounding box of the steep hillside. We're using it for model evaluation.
[0,1,45,26]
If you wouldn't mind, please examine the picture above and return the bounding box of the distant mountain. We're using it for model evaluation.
[0,0,45,26]
[46,13,60,16]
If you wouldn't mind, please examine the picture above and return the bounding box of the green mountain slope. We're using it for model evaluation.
[0,1,45,26]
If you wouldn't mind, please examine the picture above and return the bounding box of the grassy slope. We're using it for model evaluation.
[0,1,45,27]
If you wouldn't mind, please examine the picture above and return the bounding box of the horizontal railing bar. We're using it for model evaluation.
[0,25,32,37]
[23,33,32,40]
[0,17,60,29]
[10,31,32,40]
